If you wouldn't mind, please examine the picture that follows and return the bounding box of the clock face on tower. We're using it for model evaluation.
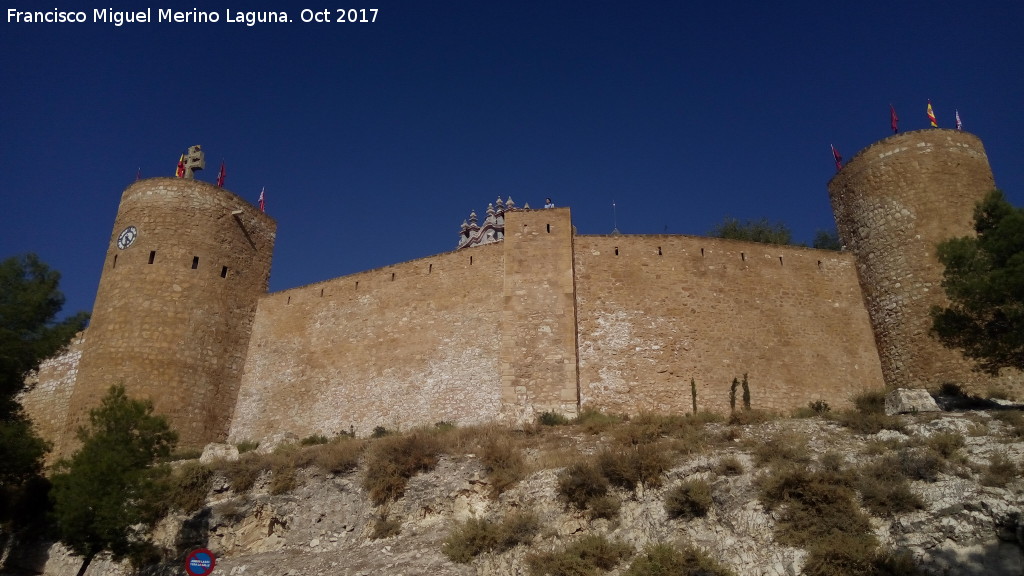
[117,226,138,250]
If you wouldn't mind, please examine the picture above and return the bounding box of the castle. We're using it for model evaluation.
[21,129,1022,455]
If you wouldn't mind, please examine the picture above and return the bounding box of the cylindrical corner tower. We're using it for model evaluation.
[828,129,994,391]
[64,178,275,453]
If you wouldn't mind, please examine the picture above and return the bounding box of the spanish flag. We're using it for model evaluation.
[176,154,186,178]
[927,100,937,127]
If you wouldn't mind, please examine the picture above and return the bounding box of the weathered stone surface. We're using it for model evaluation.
[886,388,941,414]
[200,442,240,464]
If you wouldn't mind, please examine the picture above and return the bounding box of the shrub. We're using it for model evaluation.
[981,452,1018,487]
[991,410,1024,438]
[538,411,571,426]
[370,510,402,540]
[300,434,330,446]
[557,462,609,511]
[801,532,881,576]
[219,454,265,492]
[167,461,213,513]
[727,409,774,426]
[623,543,736,576]
[269,457,298,495]
[598,444,672,490]
[588,495,621,520]
[664,479,713,520]
[857,457,923,516]
[526,534,632,576]
[714,455,744,476]
[442,511,539,563]
[833,410,905,435]
[235,440,259,454]
[758,465,870,548]
[363,430,443,505]
[310,437,365,474]
[898,448,945,482]
[853,390,886,414]
[809,400,831,414]
[371,426,391,438]
[480,437,526,497]
[751,431,811,468]
[926,432,965,459]
[575,409,623,434]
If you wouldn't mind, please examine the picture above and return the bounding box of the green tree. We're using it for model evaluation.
[930,190,1024,373]
[1,254,88,543]
[710,217,792,245]
[1,253,89,417]
[812,228,842,251]
[50,385,177,575]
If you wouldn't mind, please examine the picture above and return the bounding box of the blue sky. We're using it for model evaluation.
[3,1,1023,318]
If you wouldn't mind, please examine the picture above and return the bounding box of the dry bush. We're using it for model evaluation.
[538,411,572,426]
[574,409,624,434]
[557,461,609,511]
[926,431,965,459]
[664,479,713,520]
[750,431,812,468]
[370,510,402,540]
[714,455,744,476]
[218,453,267,493]
[833,410,905,435]
[310,436,366,474]
[623,543,736,576]
[235,440,259,453]
[363,429,443,505]
[588,494,621,520]
[991,410,1024,438]
[442,511,539,563]
[268,451,299,495]
[480,436,526,497]
[612,413,694,447]
[166,461,214,513]
[598,444,672,490]
[982,452,1019,487]
[526,534,632,576]
[857,457,923,516]
[897,448,945,482]
[757,464,870,549]
[853,390,886,414]
[727,409,776,426]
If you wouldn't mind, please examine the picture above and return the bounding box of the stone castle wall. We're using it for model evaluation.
[63,178,276,451]
[228,243,506,441]
[828,129,1020,397]
[574,235,884,415]
[20,131,1021,453]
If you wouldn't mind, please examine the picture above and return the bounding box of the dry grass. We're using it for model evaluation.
[363,429,443,505]
[664,479,713,520]
[442,511,540,563]
[526,534,633,576]
[623,543,736,576]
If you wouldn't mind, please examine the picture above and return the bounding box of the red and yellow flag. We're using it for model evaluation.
[175,154,186,178]
[927,100,937,127]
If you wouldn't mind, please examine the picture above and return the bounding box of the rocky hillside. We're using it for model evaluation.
[11,400,1024,576]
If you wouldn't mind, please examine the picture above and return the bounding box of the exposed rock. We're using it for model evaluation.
[200,443,239,464]
[886,388,941,415]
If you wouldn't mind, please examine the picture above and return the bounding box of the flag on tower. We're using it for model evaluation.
[258,187,266,213]
[217,161,226,187]
[927,100,937,127]
[955,109,962,131]
[831,144,842,172]
[890,104,899,134]
[176,154,186,178]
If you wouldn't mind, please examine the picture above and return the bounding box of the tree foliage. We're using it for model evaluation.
[1,254,87,535]
[930,190,1024,373]
[812,228,842,251]
[710,217,792,245]
[50,385,177,573]
[0,253,89,416]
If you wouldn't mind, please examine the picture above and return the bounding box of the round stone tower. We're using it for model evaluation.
[828,129,995,391]
[64,178,275,453]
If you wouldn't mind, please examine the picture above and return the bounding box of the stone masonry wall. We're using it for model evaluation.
[829,129,1022,398]
[574,235,885,416]
[499,208,580,420]
[18,332,86,465]
[63,178,275,454]
[228,244,506,441]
